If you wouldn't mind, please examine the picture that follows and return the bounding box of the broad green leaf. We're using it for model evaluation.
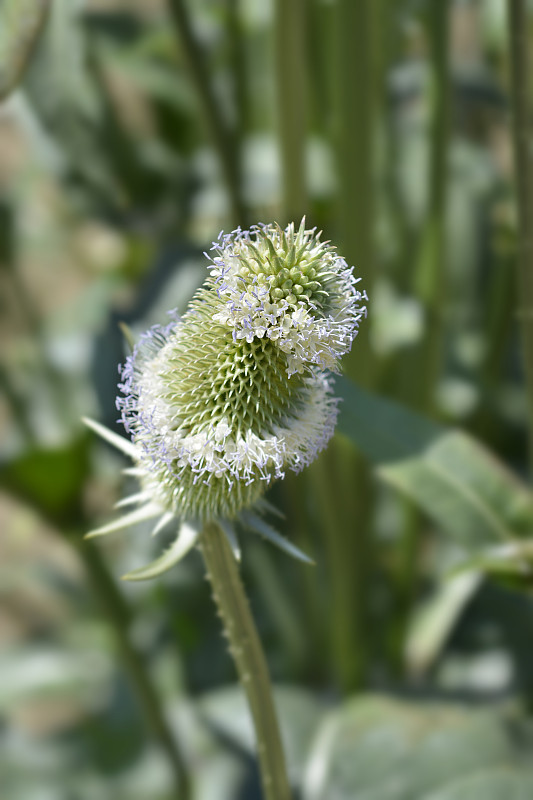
[0,0,50,100]
[377,430,533,549]
[424,768,533,800]
[303,694,524,800]
[452,541,533,591]
[336,376,533,551]
[336,375,441,463]
[0,645,111,711]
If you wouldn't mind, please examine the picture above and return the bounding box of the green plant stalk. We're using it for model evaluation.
[226,0,248,192]
[507,0,533,473]
[0,0,51,100]
[325,0,376,691]
[386,501,423,676]
[334,0,374,321]
[0,362,34,443]
[274,0,308,223]
[281,473,327,681]
[413,0,450,411]
[168,0,247,227]
[308,442,372,691]
[247,540,306,672]
[200,521,292,800]
[81,539,192,800]
[473,243,515,442]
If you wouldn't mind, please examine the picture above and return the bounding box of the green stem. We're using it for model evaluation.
[0,0,51,100]
[247,540,306,673]
[413,0,450,411]
[387,501,422,676]
[167,0,247,227]
[0,362,35,443]
[81,540,191,800]
[281,473,327,681]
[334,0,375,303]
[226,0,247,157]
[274,0,308,223]
[308,444,371,692]
[200,521,292,800]
[328,0,376,695]
[507,0,533,473]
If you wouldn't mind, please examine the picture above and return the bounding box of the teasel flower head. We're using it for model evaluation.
[84,220,367,579]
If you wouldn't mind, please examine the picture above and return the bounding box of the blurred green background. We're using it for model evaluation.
[3,0,533,798]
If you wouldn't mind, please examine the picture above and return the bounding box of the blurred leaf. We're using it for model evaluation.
[378,431,533,549]
[302,694,528,800]
[0,436,90,524]
[405,572,482,674]
[450,541,533,593]
[0,0,50,100]
[336,375,442,462]
[336,377,533,551]
[101,40,195,112]
[425,768,533,800]
[0,645,111,711]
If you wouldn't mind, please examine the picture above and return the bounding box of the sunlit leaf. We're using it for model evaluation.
[425,768,533,800]
[303,694,526,800]
[405,572,482,674]
[336,376,533,551]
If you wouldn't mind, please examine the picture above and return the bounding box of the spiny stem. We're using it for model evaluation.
[81,540,191,800]
[200,521,292,800]
[507,0,533,474]
[167,0,247,227]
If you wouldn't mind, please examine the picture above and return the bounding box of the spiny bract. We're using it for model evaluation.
[87,221,366,547]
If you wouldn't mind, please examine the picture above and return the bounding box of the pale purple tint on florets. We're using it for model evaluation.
[116,313,178,437]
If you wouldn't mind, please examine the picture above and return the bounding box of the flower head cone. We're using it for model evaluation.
[85,220,366,578]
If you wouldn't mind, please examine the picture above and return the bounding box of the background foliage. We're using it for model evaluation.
[1,1,533,798]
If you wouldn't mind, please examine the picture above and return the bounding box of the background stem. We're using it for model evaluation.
[200,521,292,800]
[274,0,308,224]
[413,0,450,412]
[324,0,376,693]
[507,0,533,473]
[81,540,191,800]
[168,0,247,227]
